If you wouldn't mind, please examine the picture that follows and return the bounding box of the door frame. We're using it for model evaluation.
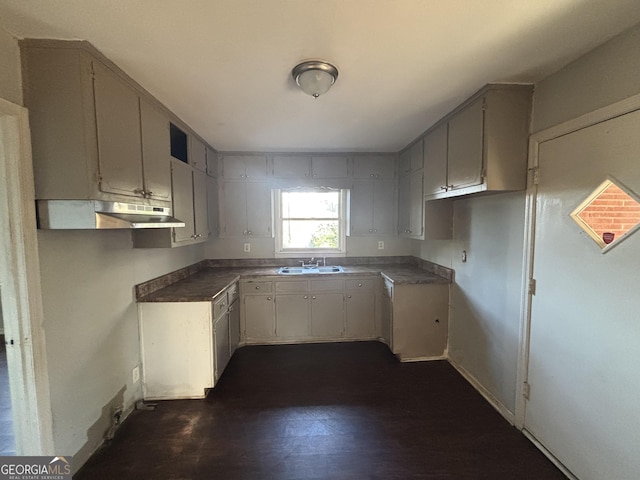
[516,91,640,419]
[0,97,54,454]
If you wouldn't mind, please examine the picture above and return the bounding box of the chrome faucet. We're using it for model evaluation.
[300,257,319,268]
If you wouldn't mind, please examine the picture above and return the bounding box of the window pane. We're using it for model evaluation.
[282,220,339,248]
[282,191,339,219]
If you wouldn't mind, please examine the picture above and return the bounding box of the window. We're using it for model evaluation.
[274,188,347,256]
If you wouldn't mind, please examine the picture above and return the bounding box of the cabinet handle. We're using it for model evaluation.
[266,297,272,301]
[247,230,252,235]
[358,283,363,287]
[370,173,375,177]
[312,296,316,300]
[347,295,352,298]
[448,185,454,190]
[303,295,308,299]
[369,229,373,233]
[440,186,447,191]
[255,285,260,290]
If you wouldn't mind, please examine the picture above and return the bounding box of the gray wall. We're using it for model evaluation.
[0,29,208,470]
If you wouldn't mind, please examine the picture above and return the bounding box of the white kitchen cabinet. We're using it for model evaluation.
[213,309,231,382]
[398,140,423,176]
[139,302,214,399]
[311,293,345,338]
[139,97,172,201]
[132,159,209,247]
[206,146,219,178]
[190,136,207,173]
[345,278,377,338]
[398,170,424,239]
[207,176,219,237]
[221,155,269,180]
[228,298,240,357]
[353,154,395,179]
[244,294,276,341]
[220,181,272,237]
[21,40,191,207]
[424,84,532,199]
[387,282,449,361]
[350,179,396,235]
[272,155,349,179]
[275,294,311,339]
[422,123,448,197]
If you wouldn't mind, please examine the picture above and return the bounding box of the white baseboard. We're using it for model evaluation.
[399,354,447,362]
[522,430,577,480]
[447,358,515,425]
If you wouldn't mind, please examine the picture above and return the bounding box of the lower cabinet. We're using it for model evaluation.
[240,276,381,344]
[384,279,449,361]
[139,282,238,400]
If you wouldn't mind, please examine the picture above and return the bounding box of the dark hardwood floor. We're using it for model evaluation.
[0,335,15,456]
[76,342,565,479]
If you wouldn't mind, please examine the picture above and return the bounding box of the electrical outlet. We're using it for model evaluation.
[378,241,384,250]
[244,243,251,253]
[132,365,140,383]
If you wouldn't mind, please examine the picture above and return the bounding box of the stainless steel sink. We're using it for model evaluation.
[277,266,344,275]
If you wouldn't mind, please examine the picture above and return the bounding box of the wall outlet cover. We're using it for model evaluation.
[244,243,251,252]
[378,241,384,250]
[132,365,140,383]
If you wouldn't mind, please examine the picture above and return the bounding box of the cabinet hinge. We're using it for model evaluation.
[523,381,531,400]
[528,278,536,296]
[480,168,487,183]
[529,167,539,185]
[171,229,176,242]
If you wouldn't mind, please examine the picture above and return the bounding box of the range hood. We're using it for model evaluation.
[36,200,186,229]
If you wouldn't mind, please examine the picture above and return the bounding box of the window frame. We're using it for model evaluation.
[274,188,348,258]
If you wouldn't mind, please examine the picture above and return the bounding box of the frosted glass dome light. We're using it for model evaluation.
[292,60,338,98]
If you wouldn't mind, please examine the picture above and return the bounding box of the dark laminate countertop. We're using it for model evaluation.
[138,264,450,303]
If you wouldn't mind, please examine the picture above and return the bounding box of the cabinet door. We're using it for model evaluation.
[229,299,240,356]
[214,313,231,381]
[423,123,448,196]
[373,179,396,234]
[273,155,311,178]
[193,170,209,239]
[206,147,218,177]
[311,156,349,178]
[93,61,144,197]
[221,181,247,236]
[171,160,195,243]
[346,293,376,338]
[190,136,207,173]
[409,170,424,238]
[350,181,374,235]
[207,176,219,237]
[310,293,344,337]
[245,181,272,237]
[244,295,275,340]
[447,97,484,190]
[275,295,310,338]
[399,141,423,175]
[397,174,411,235]
[139,97,172,201]
[353,155,395,179]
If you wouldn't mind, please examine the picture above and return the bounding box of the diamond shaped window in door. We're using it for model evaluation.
[570,178,640,252]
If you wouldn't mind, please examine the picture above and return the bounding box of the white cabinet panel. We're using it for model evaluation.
[222,155,269,180]
[244,295,275,341]
[273,155,311,178]
[221,181,272,237]
[190,136,207,173]
[171,160,196,243]
[423,123,448,196]
[193,170,208,239]
[346,293,376,338]
[311,156,349,178]
[275,295,310,338]
[311,293,344,337]
[139,97,172,201]
[214,312,230,381]
[353,155,395,179]
[351,180,396,235]
[229,299,240,356]
[93,61,144,197]
[447,97,484,190]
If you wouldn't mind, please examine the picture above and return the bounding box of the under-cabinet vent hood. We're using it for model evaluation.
[36,200,186,230]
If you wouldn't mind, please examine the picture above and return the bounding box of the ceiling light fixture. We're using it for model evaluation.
[292,60,339,98]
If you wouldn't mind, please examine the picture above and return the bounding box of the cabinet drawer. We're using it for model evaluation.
[276,281,308,293]
[345,278,376,292]
[310,279,344,291]
[213,294,228,318]
[240,281,273,294]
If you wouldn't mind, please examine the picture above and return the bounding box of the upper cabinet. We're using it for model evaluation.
[221,155,269,180]
[206,147,219,178]
[422,84,533,199]
[21,40,217,212]
[272,155,349,180]
[398,141,423,176]
[353,155,395,179]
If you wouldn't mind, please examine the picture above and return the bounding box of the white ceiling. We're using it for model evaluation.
[1,1,640,152]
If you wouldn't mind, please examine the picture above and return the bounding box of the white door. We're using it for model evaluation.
[524,108,640,480]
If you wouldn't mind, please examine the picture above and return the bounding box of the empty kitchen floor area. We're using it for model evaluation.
[76,342,565,479]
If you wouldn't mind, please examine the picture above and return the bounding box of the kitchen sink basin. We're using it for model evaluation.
[277,266,344,275]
